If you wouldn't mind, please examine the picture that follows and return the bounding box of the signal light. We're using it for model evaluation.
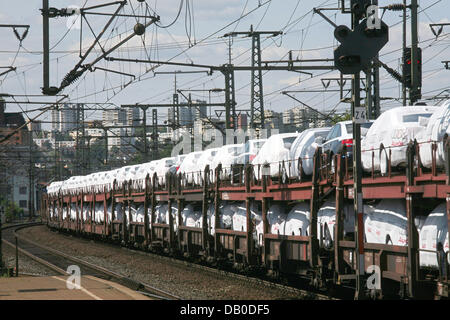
[403,47,422,90]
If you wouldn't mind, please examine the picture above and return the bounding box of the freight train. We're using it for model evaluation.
[41,139,450,300]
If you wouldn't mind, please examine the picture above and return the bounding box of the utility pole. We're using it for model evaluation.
[152,109,158,160]
[410,0,420,104]
[142,107,148,162]
[41,1,159,95]
[75,103,85,175]
[223,26,282,129]
[350,8,365,301]
[28,127,34,221]
[402,0,408,106]
[153,70,209,130]
[331,1,388,299]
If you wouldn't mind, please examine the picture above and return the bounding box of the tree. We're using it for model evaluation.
[0,199,23,222]
[331,110,352,124]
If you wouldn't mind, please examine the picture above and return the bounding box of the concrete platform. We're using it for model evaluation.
[0,275,151,300]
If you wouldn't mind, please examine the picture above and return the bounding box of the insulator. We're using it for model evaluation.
[384,66,403,83]
[60,69,84,89]
[386,4,405,11]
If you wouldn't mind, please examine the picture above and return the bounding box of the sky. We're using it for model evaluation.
[0,0,449,130]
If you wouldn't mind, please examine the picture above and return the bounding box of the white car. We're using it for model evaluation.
[419,202,449,268]
[234,139,267,165]
[210,144,245,180]
[169,154,187,175]
[364,199,408,246]
[193,148,220,184]
[178,151,204,184]
[153,157,176,185]
[361,106,438,175]
[416,101,450,169]
[252,132,300,179]
[289,127,331,177]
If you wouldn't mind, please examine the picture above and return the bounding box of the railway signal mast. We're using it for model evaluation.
[332,0,389,299]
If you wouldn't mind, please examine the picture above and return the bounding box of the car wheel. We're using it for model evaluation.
[380,146,389,176]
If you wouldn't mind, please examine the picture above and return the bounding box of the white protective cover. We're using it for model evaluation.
[419,203,450,268]
[94,203,105,223]
[127,204,145,223]
[182,204,202,228]
[178,151,204,184]
[153,202,179,230]
[361,106,438,172]
[133,161,158,190]
[232,202,262,233]
[208,202,237,234]
[289,128,331,177]
[62,205,68,219]
[252,133,300,179]
[82,204,91,222]
[69,203,77,220]
[317,200,355,248]
[194,148,220,185]
[210,144,245,180]
[417,101,450,169]
[115,165,135,189]
[266,203,287,235]
[364,199,408,246]
[154,157,176,186]
[154,203,168,224]
[280,202,310,236]
[207,204,216,235]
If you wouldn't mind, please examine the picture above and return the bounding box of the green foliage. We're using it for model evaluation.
[0,199,24,222]
[330,110,352,124]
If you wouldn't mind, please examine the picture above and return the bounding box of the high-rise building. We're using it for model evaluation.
[51,104,77,132]
[102,108,140,127]
[127,108,140,126]
[102,108,127,127]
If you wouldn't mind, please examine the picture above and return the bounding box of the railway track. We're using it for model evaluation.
[22,223,339,300]
[1,222,180,300]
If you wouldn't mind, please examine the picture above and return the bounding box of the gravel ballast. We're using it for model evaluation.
[17,225,304,299]
[1,241,57,277]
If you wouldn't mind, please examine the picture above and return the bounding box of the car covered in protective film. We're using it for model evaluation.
[416,101,450,170]
[289,127,331,177]
[169,154,187,175]
[361,106,438,175]
[252,132,300,180]
[210,144,245,180]
[178,151,204,184]
[234,139,267,165]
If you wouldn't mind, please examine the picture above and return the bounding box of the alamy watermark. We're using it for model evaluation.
[170,127,278,157]
[66,265,81,289]
[366,265,381,290]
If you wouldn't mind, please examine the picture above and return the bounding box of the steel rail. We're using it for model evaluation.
[1,223,180,300]
[39,223,338,300]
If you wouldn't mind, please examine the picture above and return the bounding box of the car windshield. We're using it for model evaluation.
[282,136,297,149]
[345,122,372,134]
[402,113,432,123]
